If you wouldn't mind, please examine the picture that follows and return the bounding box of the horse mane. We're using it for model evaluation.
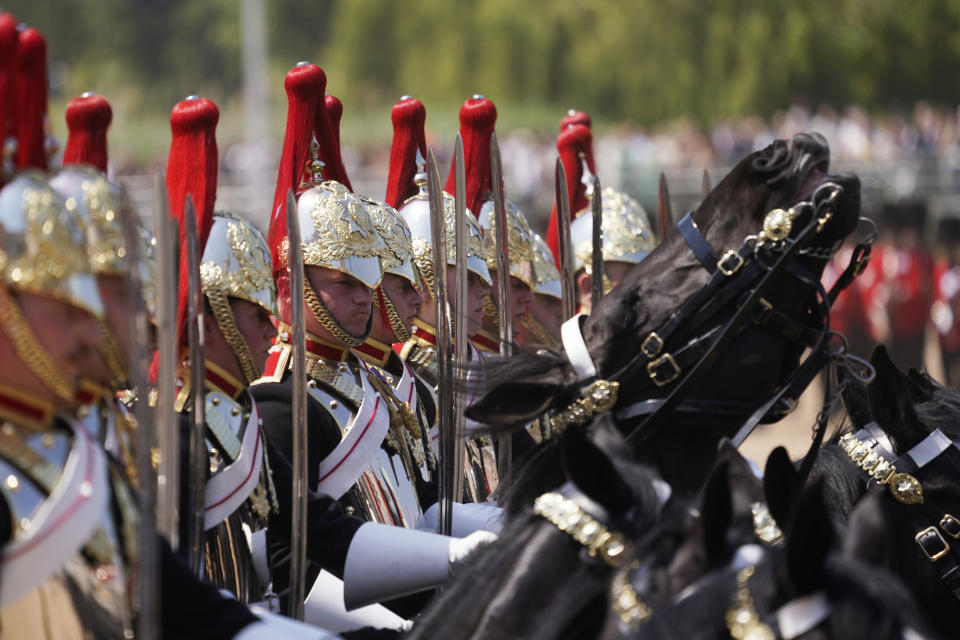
[409,420,665,640]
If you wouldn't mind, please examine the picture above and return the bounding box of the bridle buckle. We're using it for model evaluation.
[641,332,664,358]
[916,526,950,561]
[941,514,960,539]
[717,250,744,276]
[647,353,681,387]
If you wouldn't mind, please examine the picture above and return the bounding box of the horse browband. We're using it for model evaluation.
[842,422,960,600]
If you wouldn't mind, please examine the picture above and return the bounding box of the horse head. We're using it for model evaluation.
[471,133,863,498]
[408,420,666,640]
[607,480,922,640]
[829,346,960,636]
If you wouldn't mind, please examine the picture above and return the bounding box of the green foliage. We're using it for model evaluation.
[8,0,960,162]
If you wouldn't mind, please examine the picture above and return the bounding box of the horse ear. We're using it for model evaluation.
[867,346,927,448]
[785,479,834,594]
[560,417,633,515]
[837,368,872,429]
[715,439,762,517]
[843,491,894,567]
[465,381,563,427]
[763,446,799,532]
[698,456,734,566]
[906,368,936,401]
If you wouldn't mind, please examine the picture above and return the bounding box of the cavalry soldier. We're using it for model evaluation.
[49,92,143,484]
[352,192,438,503]
[385,96,503,504]
[251,62,495,615]
[0,171,141,637]
[45,86,354,636]
[517,229,563,352]
[443,95,537,356]
[558,122,656,313]
[0,170,346,639]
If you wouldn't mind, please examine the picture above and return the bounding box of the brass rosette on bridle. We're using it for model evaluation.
[570,187,657,274]
[201,212,277,383]
[0,172,107,400]
[398,175,492,294]
[477,198,538,291]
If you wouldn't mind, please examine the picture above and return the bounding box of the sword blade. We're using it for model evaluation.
[183,195,207,578]
[590,175,603,311]
[154,173,180,549]
[658,171,673,243]
[286,189,309,621]
[121,180,157,640]
[452,134,468,505]
[427,148,455,536]
[555,158,576,320]
[490,132,512,478]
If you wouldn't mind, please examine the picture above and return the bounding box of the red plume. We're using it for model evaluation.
[14,27,47,170]
[267,63,326,280]
[384,96,426,209]
[0,13,18,182]
[165,96,219,349]
[62,93,112,173]
[560,110,591,130]
[545,123,595,266]
[445,96,497,217]
[325,94,343,148]
[313,92,352,190]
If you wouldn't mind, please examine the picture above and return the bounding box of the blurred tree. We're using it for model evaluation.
[2,0,958,144]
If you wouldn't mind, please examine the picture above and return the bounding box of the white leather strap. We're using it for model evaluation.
[905,428,954,470]
[561,313,596,383]
[316,361,391,500]
[0,419,109,607]
[204,403,264,530]
[776,591,831,639]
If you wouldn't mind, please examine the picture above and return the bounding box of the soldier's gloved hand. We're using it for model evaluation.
[447,529,498,574]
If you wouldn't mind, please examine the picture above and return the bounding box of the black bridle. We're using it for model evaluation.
[842,422,960,601]
[603,181,870,445]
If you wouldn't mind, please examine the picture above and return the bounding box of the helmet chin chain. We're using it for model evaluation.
[97,318,130,391]
[304,280,371,347]
[0,287,76,402]
[482,295,500,330]
[206,291,261,384]
[375,287,412,343]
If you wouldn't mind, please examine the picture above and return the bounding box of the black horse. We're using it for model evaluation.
[797,346,960,638]
[604,479,929,640]
[407,420,669,640]
[471,132,862,509]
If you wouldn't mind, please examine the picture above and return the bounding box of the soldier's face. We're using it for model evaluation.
[16,292,105,402]
[445,266,490,336]
[230,298,275,374]
[604,261,634,289]
[488,274,533,337]
[528,293,562,340]
[305,266,373,341]
[378,273,424,339]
